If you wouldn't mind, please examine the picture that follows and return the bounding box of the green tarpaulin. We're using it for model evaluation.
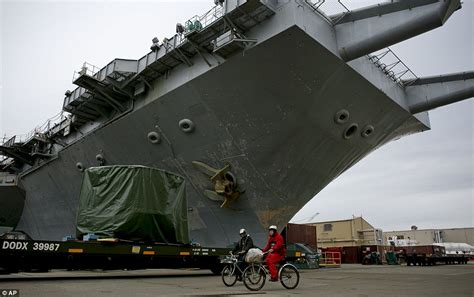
[76,166,189,244]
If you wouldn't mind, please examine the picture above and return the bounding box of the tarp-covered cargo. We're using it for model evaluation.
[76,166,189,243]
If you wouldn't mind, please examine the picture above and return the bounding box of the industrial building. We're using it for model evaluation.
[308,217,385,263]
[311,217,383,248]
[305,218,473,263]
[385,227,474,246]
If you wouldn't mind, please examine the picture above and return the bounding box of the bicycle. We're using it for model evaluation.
[242,254,300,291]
[220,253,247,287]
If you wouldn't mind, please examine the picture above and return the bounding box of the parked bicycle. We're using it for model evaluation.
[220,253,246,287]
[242,253,300,291]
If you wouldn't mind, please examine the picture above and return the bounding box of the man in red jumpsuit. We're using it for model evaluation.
[262,225,286,281]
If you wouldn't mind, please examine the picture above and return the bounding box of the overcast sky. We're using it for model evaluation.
[1,0,472,232]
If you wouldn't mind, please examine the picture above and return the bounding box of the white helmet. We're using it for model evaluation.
[268,225,278,231]
[239,228,247,234]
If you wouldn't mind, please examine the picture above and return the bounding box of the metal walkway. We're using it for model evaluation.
[63,60,136,126]
[0,134,50,166]
[62,0,275,127]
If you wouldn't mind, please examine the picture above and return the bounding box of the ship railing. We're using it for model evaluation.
[2,133,31,146]
[368,47,419,87]
[86,5,224,84]
[303,0,350,25]
[1,133,31,147]
[3,131,40,147]
[72,62,101,82]
[29,111,68,139]
[2,133,39,147]
[183,4,225,37]
[1,136,16,147]
[304,1,419,87]
[0,156,14,167]
[79,2,232,87]
[1,111,68,147]
[69,0,264,105]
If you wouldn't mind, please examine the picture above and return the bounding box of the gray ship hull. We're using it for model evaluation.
[4,0,472,247]
[15,26,426,247]
[0,174,24,234]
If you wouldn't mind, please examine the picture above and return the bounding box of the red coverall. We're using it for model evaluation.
[262,231,286,280]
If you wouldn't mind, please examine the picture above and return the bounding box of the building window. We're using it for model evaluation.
[397,235,404,239]
[323,224,333,232]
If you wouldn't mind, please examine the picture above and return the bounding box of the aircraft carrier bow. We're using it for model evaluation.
[1,0,473,247]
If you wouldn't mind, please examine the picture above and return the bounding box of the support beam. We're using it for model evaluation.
[69,109,99,120]
[405,72,474,114]
[89,97,111,109]
[105,78,134,98]
[138,76,153,90]
[84,103,109,119]
[0,147,34,165]
[335,0,461,62]
[77,104,101,117]
[156,60,172,71]
[187,40,212,67]
[237,5,259,26]
[174,48,193,67]
[95,90,126,113]
[74,74,128,112]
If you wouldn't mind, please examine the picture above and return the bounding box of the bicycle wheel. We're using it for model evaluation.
[221,264,237,287]
[279,264,299,289]
[243,264,266,291]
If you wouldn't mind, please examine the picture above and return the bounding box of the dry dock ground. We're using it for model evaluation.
[0,264,473,297]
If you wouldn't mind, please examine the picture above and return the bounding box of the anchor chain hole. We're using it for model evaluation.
[362,125,374,138]
[335,109,350,124]
[179,119,195,133]
[343,123,358,140]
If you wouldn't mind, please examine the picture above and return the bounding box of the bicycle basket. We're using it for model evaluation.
[245,248,264,263]
[221,256,236,264]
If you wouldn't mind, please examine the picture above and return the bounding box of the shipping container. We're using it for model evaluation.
[394,245,469,266]
[282,223,317,250]
[396,245,445,256]
[342,246,360,263]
